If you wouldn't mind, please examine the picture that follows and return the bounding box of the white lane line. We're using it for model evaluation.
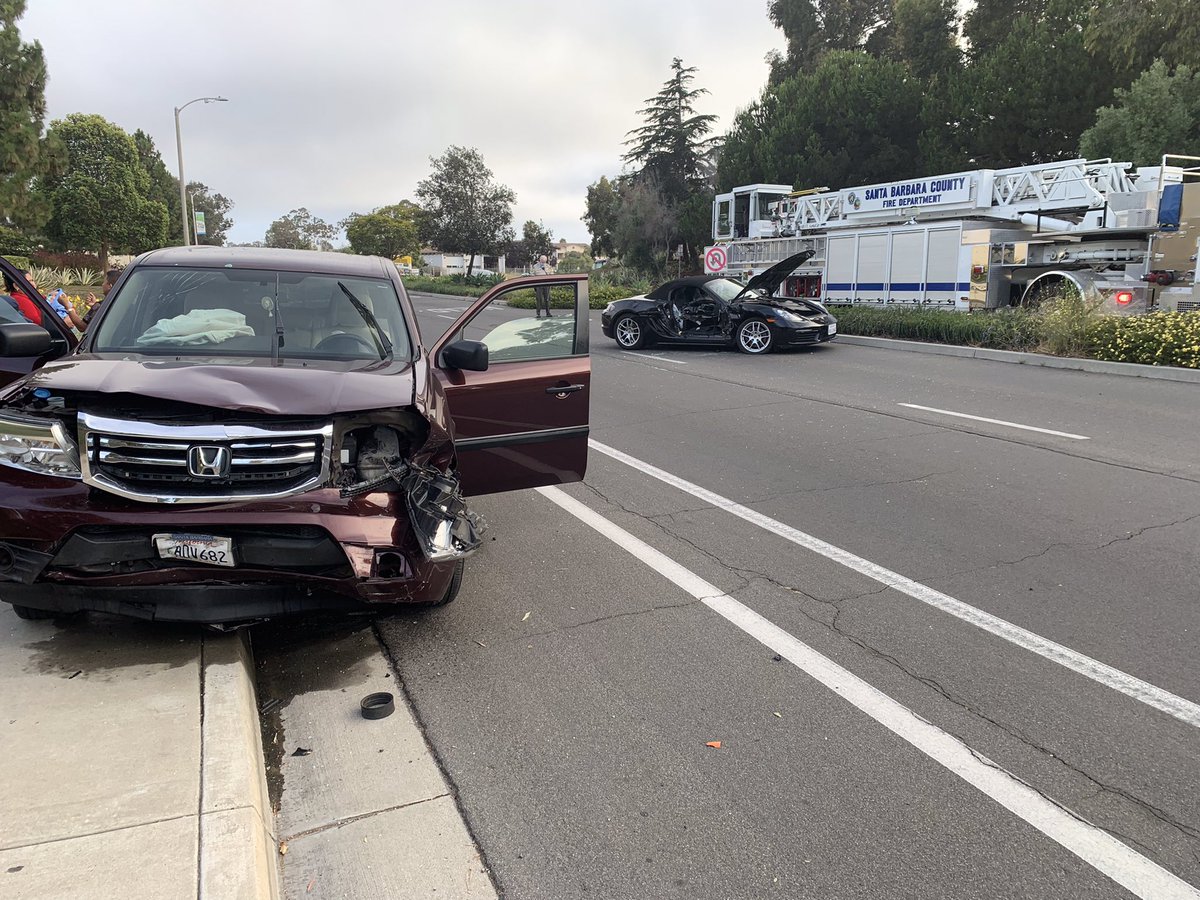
[436,314,457,320]
[537,486,1200,899]
[621,352,688,365]
[589,439,1200,729]
[899,404,1090,440]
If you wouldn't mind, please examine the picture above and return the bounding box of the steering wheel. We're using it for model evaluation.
[314,332,377,355]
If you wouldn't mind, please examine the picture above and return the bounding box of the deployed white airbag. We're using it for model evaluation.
[136,309,256,346]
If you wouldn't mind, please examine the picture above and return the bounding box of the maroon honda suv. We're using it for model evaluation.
[0,248,590,624]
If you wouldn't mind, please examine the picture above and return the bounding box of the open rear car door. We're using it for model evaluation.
[430,274,590,496]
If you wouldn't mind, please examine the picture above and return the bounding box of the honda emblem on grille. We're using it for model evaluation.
[187,445,231,478]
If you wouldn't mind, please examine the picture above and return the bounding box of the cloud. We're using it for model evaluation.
[22,0,780,245]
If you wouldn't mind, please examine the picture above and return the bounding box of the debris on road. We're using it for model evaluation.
[522,611,532,621]
[291,747,312,757]
[360,692,395,720]
[705,741,722,749]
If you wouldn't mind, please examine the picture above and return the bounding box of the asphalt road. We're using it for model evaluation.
[376,292,1199,898]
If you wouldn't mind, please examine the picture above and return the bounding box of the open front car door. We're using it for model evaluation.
[431,274,590,496]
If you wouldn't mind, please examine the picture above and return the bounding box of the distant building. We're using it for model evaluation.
[421,251,506,277]
[553,239,590,263]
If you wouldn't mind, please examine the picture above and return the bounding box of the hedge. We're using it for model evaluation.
[833,305,1200,368]
[406,276,638,310]
[504,283,632,310]
[832,307,1042,351]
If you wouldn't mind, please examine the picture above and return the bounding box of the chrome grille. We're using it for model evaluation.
[78,412,332,504]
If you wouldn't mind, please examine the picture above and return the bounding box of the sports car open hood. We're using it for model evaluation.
[733,249,816,301]
[13,355,416,416]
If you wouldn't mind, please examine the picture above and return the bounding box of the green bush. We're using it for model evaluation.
[832,306,1042,351]
[402,276,490,298]
[2,254,31,272]
[0,225,33,258]
[1034,288,1103,357]
[1087,312,1200,368]
[503,286,593,309]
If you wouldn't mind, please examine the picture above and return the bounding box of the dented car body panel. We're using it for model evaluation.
[0,248,590,623]
[18,355,419,416]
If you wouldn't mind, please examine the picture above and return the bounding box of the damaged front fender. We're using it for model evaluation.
[340,457,485,562]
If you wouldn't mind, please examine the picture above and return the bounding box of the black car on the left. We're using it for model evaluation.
[601,251,836,355]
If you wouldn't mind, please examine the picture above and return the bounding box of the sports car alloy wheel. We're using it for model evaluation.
[614,315,646,349]
[737,319,773,354]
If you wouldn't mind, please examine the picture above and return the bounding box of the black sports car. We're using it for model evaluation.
[600,251,836,355]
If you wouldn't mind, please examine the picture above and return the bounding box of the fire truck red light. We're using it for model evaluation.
[1115,291,1133,305]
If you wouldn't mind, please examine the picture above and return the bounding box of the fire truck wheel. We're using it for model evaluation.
[736,318,774,354]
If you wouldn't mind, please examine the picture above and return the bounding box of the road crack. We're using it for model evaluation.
[576,477,1200,866]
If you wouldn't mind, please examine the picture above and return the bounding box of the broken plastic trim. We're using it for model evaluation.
[0,542,54,585]
[339,458,485,562]
[389,459,485,562]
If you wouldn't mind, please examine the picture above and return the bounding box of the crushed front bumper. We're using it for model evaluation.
[0,467,464,622]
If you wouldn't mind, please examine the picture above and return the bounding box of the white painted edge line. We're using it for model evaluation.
[899,403,1090,440]
[536,485,1200,899]
[621,351,688,365]
[588,439,1200,730]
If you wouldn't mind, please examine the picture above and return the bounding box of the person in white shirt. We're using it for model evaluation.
[532,255,554,318]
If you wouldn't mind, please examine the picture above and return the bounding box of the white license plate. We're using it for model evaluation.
[827,322,837,335]
[153,533,235,567]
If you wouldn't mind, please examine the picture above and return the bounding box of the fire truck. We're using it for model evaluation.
[705,155,1200,314]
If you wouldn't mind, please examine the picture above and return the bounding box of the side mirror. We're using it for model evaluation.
[442,339,488,372]
[0,323,52,357]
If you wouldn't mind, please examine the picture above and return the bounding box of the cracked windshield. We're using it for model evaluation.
[0,1,1197,899]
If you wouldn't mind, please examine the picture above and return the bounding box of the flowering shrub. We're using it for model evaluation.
[1087,312,1200,368]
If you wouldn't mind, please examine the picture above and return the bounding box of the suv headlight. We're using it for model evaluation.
[0,415,81,478]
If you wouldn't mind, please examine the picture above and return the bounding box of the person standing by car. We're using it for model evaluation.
[533,255,554,318]
[82,269,120,328]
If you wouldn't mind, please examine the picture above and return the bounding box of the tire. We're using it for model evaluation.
[424,558,464,608]
[736,318,774,354]
[613,314,648,350]
[11,604,57,620]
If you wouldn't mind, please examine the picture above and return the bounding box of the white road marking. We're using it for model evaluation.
[899,404,1090,440]
[589,439,1200,729]
[436,314,457,320]
[537,485,1200,899]
[620,352,688,365]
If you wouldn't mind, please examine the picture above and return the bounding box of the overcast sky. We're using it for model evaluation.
[22,1,782,246]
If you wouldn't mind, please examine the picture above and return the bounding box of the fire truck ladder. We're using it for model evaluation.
[775,158,1143,231]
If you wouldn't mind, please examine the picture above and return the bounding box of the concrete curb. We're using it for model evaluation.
[835,334,1200,384]
[199,632,280,900]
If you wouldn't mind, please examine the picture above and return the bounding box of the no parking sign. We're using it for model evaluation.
[704,246,727,274]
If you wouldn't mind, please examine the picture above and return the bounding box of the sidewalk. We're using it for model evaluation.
[0,610,277,900]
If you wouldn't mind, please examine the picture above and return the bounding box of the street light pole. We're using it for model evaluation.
[173,96,227,247]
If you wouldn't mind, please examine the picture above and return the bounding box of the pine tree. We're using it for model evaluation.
[0,0,57,228]
[622,59,719,205]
